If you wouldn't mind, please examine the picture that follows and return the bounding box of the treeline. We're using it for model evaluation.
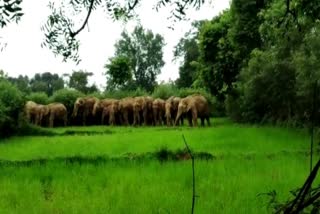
[174,0,320,126]
[4,70,98,96]
[0,73,215,138]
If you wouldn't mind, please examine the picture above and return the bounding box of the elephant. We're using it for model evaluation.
[72,97,99,126]
[24,101,38,125]
[24,101,49,126]
[101,100,120,125]
[98,99,120,125]
[34,104,50,126]
[175,94,210,127]
[152,98,166,125]
[165,96,183,126]
[133,96,154,126]
[47,103,68,127]
[118,97,135,126]
[92,98,115,119]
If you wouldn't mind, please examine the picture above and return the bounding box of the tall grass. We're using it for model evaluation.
[0,157,315,214]
[0,118,318,213]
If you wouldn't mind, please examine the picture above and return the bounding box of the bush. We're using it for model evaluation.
[103,88,148,99]
[0,79,24,138]
[239,50,296,123]
[225,88,244,122]
[26,92,49,104]
[51,88,84,115]
[152,84,178,100]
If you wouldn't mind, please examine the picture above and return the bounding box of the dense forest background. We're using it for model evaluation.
[1,0,320,137]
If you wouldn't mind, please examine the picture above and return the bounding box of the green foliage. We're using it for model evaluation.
[7,75,31,94]
[30,72,64,96]
[26,92,49,104]
[0,0,23,28]
[240,49,296,123]
[51,88,84,115]
[37,0,203,63]
[225,0,320,126]
[173,22,203,88]
[152,84,178,100]
[68,70,98,94]
[110,25,165,92]
[195,10,240,100]
[0,78,24,138]
[105,56,132,90]
[103,88,148,99]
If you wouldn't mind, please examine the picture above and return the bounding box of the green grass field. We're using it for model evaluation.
[0,118,318,213]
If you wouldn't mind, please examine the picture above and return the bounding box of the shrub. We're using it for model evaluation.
[225,88,244,122]
[103,88,148,99]
[0,79,24,138]
[26,92,49,104]
[51,88,84,115]
[152,84,178,100]
[240,50,296,123]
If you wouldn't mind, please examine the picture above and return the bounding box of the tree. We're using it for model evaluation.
[193,10,240,100]
[228,0,265,64]
[173,21,203,88]
[7,75,31,94]
[68,70,98,94]
[109,25,165,92]
[105,56,132,90]
[1,0,207,63]
[29,72,64,96]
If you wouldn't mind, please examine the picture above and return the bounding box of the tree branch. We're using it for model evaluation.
[70,0,95,38]
[283,158,320,213]
[182,134,197,214]
[128,0,139,10]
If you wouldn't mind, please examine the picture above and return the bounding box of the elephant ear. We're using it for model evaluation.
[187,103,193,112]
[78,99,84,105]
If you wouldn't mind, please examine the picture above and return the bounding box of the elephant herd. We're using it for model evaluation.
[25,94,211,128]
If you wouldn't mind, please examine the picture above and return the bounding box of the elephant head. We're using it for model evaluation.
[153,98,165,125]
[48,103,68,127]
[92,100,102,116]
[72,98,85,118]
[72,97,98,126]
[32,104,49,126]
[24,101,38,124]
[175,98,190,126]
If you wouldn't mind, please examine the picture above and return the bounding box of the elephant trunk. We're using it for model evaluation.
[92,102,100,116]
[175,110,182,126]
[72,105,78,118]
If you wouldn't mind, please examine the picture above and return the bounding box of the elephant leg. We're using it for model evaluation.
[134,112,140,126]
[109,114,114,126]
[133,111,138,126]
[49,113,54,128]
[192,110,198,127]
[188,116,193,127]
[180,116,184,126]
[123,111,129,126]
[82,111,87,126]
[63,115,67,126]
[101,112,105,125]
[206,117,211,126]
[143,110,148,126]
[166,114,171,126]
[34,114,39,126]
[153,109,157,126]
[201,117,205,126]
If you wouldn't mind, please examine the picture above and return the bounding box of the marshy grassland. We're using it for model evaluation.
[0,118,317,213]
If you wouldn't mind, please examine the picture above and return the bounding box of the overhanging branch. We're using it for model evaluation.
[70,0,95,38]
